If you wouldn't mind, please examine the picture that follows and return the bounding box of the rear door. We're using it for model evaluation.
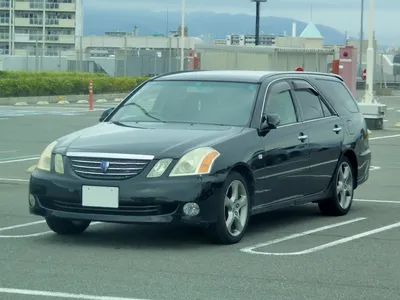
[252,80,311,209]
[290,79,344,195]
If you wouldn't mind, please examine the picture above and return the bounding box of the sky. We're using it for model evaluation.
[84,0,399,45]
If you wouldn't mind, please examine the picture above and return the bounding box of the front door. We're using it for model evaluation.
[252,80,311,209]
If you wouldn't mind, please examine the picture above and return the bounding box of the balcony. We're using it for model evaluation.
[46,2,76,12]
[0,16,9,25]
[46,19,75,28]
[15,2,43,10]
[0,32,9,40]
[46,35,75,44]
[15,18,43,27]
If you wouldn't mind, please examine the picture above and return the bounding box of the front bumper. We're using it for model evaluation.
[29,169,225,226]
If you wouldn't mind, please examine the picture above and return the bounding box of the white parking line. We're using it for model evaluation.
[0,157,39,164]
[0,221,102,238]
[0,178,29,182]
[370,134,400,140]
[0,220,45,232]
[0,287,151,300]
[240,217,366,256]
[354,198,400,204]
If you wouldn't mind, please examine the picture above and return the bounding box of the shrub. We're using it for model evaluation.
[0,71,150,97]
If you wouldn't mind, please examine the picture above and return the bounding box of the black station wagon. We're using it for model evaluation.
[29,70,372,244]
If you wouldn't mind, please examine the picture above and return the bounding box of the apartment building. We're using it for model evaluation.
[0,0,83,56]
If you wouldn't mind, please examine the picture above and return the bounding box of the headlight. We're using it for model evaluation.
[147,158,173,178]
[36,141,58,172]
[169,147,220,177]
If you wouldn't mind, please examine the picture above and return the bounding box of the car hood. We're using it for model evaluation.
[56,122,244,159]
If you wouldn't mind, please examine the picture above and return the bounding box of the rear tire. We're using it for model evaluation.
[207,171,251,245]
[318,156,355,216]
[46,217,91,235]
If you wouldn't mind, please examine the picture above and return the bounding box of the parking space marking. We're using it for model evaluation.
[0,287,152,300]
[240,217,366,256]
[0,156,39,164]
[0,178,29,182]
[369,134,400,140]
[354,198,400,204]
[0,220,45,232]
[0,221,102,238]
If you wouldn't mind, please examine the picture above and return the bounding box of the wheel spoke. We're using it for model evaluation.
[234,215,244,232]
[237,195,247,210]
[224,196,234,209]
[225,211,234,232]
[230,181,239,201]
[343,166,350,182]
[337,181,344,193]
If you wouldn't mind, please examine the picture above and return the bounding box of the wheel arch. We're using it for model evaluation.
[340,149,359,189]
[229,163,256,205]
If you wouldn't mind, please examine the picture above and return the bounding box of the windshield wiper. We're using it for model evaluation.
[119,102,165,123]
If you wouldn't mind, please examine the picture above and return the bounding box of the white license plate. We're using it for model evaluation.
[82,186,119,208]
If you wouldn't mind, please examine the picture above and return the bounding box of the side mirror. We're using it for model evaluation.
[260,113,280,132]
[99,107,115,122]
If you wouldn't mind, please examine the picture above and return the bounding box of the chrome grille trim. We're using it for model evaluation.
[66,152,154,160]
[67,152,153,180]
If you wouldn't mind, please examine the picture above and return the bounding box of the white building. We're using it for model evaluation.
[0,0,83,56]
[225,34,278,46]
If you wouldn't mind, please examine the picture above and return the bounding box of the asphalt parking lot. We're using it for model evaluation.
[1,98,400,300]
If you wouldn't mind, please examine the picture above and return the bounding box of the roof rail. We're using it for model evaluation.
[149,70,206,80]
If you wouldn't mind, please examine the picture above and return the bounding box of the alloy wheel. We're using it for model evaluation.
[224,180,249,237]
[336,162,354,209]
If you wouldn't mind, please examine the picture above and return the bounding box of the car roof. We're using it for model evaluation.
[152,70,343,83]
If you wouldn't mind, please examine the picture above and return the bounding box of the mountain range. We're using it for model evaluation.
[83,10,357,46]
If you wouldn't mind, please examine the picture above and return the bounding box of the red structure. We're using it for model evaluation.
[338,46,358,97]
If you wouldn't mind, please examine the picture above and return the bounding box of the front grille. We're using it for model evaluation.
[39,198,178,216]
[69,156,151,180]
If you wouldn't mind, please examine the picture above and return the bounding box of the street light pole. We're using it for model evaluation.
[251,0,267,46]
[180,0,185,71]
[363,0,374,103]
[358,0,364,77]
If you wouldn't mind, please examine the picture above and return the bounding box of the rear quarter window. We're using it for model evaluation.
[315,79,360,116]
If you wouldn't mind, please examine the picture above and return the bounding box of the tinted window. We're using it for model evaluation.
[265,90,297,125]
[110,81,259,126]
[316,79,360,114]
[294,90,325,121]
[320,98,333,116]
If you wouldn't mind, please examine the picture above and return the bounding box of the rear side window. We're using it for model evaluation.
[316,79,359,115]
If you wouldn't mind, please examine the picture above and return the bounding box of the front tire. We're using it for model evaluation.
[46,217,91,235]
[318,156,355,216]
[207,171,251,245]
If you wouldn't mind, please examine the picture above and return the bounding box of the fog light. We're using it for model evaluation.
[28,194,36,207]
[183,202,200,217]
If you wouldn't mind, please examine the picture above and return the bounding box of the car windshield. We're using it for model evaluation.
[109,80,260,126]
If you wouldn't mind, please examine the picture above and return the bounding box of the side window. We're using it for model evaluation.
[315,79,360,115]
[294,90,325,121]
[320,98,333,117]
[265,90,298,126]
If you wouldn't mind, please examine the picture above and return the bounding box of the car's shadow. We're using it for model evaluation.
[35,203,364,250]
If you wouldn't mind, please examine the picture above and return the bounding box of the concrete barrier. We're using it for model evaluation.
[0,93,128,106]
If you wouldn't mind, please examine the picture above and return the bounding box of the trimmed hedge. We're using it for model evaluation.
[0,71,150,97]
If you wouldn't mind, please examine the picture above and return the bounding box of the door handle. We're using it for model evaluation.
[298,134,308,141]
[333,126,342,133]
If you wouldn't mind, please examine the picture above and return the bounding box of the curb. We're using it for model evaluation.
[36,101,49,105]
[57,101,70,104]
[394,123,400,128]
[96,99,108,103]
[77,100,89,104]
[15,102,28,106]
[114,98,123,102]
